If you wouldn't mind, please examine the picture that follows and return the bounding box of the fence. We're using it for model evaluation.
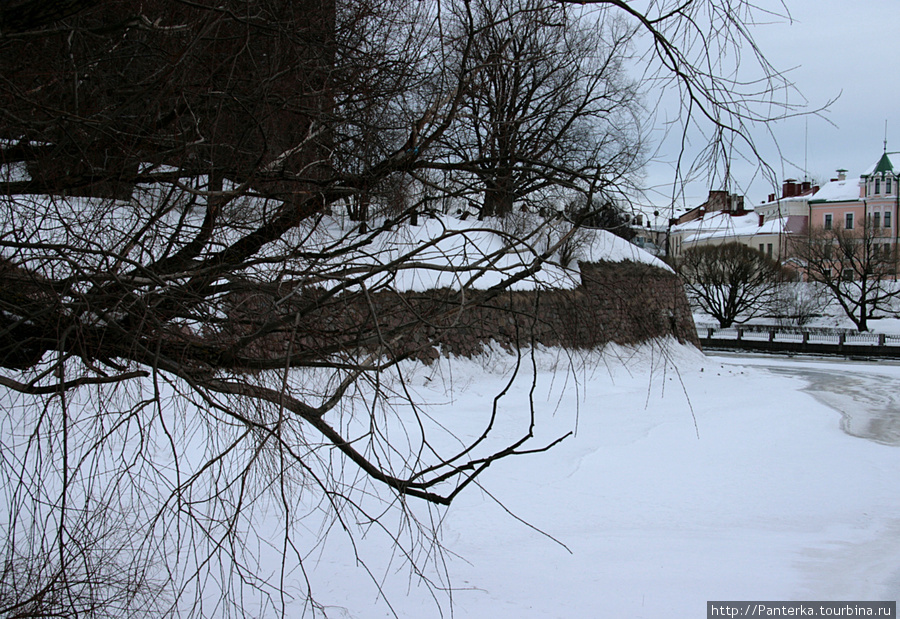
[696,324,900,358]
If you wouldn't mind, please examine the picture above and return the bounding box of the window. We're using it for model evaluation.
[759,243,765,253]
[888,178,893,194]
[874,212,881,229]
[767,243,773,258]
[886,211,892,228]
[842,269,854,282]
[824,214,833,230]
[824,244,832,260]
[875,179,881,194]
[845,213,854,230]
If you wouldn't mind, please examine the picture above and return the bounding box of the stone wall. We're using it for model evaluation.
[289,260,698,363]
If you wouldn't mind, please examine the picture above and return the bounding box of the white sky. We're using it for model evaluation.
[640,0,900,213]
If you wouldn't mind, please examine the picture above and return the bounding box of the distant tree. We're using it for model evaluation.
[791,223,900,332]
[678,242,784,328]
[564,195,636,241]
[771,282,830,327]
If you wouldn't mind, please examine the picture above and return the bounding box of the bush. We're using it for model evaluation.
[771,282,829,326]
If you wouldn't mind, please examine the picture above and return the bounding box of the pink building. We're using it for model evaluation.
[805,153,900,281]
[808,153,900,251]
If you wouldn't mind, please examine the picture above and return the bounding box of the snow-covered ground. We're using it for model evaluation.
[295,343,900,617]
[6,181,895,616]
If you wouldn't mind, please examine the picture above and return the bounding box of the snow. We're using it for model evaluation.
[4,338,898,616]
[673,211,786,244]
[281,212,668,292]
[705,312,900,336]
[0,161,29,183]
[862,158,894,178]
[810,177,863,203]
[572,224,667,266]
[0,189,666,294]
[288,343,900,617]
[758,195,810,208]
[6,182,896,616]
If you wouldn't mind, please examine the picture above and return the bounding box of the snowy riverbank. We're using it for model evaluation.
[292,343,900,617]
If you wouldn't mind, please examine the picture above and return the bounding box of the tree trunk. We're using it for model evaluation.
[481,175,515,218]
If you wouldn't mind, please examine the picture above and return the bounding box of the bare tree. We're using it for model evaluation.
[439,0,645,218]
[792,223,900,332]
[678,242,784,328]
[0,0,816,616]
[564,194,636,241]
[560,0,826,202]
[771,282,829,327]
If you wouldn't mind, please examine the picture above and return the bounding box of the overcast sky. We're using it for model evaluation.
[640,0,900,213]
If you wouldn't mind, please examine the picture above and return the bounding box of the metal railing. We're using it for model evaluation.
[696,324,900,348]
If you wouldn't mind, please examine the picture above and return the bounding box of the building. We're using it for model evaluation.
[667,188,805,260]
[808,154,900,252]
[665,178,825,263]
[0,0,336,202]
[800,154,900,282]
[756,178,818,230]
[671,190,747,226]
[669,209,785,259]
[628,209,669,256]
[662,190,746,258]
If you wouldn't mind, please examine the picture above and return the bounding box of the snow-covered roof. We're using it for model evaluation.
[809,177,862,203]
[756,194,810,209]
[755,216,790,236]
[673,211,790,244]
[672,211,739,234]
[863,152,895,176]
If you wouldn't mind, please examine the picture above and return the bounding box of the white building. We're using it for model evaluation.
[668,180,820,263]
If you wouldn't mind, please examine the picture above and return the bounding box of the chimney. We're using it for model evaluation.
[836,169,847,181]
[782,179,798,199]
[707,190,727,212]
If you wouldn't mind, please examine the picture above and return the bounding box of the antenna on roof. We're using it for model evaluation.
[885,120,889,153]
[804,118,808,181]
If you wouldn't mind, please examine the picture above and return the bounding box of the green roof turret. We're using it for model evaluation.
[871,152,894,176]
